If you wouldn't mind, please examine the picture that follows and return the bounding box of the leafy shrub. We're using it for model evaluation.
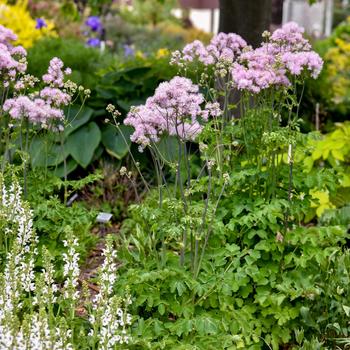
[116,191,349,349]
[27,37,115,89]
[301,122,350,219]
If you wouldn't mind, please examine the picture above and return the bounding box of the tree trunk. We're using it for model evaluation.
[218,0,272,48]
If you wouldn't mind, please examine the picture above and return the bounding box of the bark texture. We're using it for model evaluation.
[218,0,272,48]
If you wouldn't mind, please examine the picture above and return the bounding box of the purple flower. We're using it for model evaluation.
[123,44,135,57]
[35,18,47,30]
[86,38,101,48]
[85,16,102,32]
[3,96,64,124]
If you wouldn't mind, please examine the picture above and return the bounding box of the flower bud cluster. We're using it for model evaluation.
[88,237,132,348]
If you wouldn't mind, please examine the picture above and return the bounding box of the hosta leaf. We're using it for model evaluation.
[30,136,67,168]
[64,105,94,137]
[101,124,132,160]
[157,136,179,164]
[52,157,78,178]
[66,122,101,168]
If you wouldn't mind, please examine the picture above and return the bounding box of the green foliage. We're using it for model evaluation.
[27,37,114,89]
[303,18,350,126]
[301,122,350,218]
[119,0,178,27]
[92,56,177,112]
[26,171,99,266]
[116,191,349,349]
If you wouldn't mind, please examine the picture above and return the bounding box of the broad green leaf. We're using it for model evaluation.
[30,136,67,168]
[52,157,78,178]
[195,316,218,335]
[158,303,165,315]
[66,122,101,168]
[101,124,132,160]
[156,136,179,164]
[64,105,93,137]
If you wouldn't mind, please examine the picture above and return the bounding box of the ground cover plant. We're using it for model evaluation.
[0,13,349,350]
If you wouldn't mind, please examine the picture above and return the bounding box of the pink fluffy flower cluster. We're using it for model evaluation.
[4,57,72,126]
[0,25,27,87]
[172,22,323,94]
[124,77,217,150]
[0,25,72,127]
[171,32,247,66]
[232,22,323,93]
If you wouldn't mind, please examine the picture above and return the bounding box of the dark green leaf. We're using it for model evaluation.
[66,122,101,168]
[64,105,94,137]
[101,124,132,160]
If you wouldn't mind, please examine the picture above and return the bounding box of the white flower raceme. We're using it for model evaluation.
[0,312,74,350]
[0,178,36,324]
[0,179,133,350]
[88,237,132,349]
[62,237,80,301]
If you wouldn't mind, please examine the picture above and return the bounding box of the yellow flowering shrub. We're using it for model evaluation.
[159,22,212,44]
[322,17,350,107]
[0,0,56,48]
[326,38,350,105]
[302,122,350,216]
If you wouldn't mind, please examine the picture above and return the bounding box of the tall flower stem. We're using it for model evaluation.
[193,161,211,276]
[60,132,68,205]
[23,118,30,199]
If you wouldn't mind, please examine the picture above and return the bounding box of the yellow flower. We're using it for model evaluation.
[0,0,56,48]
[156,47,169,58]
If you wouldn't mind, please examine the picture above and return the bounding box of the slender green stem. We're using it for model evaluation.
[23,119,30,199]
[60,132,68,205]
[195,182,226,279]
